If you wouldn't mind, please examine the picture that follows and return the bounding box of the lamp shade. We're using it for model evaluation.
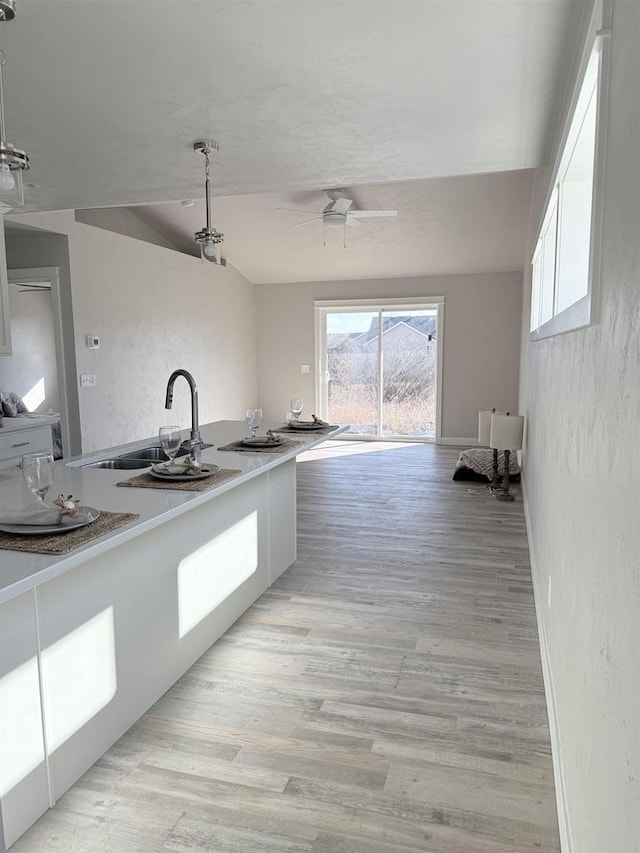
[478,409,505,444]
[490,414,524,450]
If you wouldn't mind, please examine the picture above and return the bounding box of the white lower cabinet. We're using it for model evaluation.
[37,473,273,802]
[0,463,297,848]
[0,425,53,471]
[0,591,50,850]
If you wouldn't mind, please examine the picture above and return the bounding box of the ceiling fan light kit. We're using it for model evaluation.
[277,188,397,247]
[193,139,226,266]
[0,3,30,213]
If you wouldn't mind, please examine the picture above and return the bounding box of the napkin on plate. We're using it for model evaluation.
[312,415,331,426]
[151,458,202,475]
[0,507,90,526]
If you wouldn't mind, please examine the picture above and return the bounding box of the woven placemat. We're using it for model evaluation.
[0,511,140,555]
[273,424,339,435]
[116,467,241,491]
[217,439,303,453]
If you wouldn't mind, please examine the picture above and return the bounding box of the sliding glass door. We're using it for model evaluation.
[315,299,443,441]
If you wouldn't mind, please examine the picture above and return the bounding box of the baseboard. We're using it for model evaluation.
[438,437,480,446]
[521,474,573,852]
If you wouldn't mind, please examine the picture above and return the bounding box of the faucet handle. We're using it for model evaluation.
[183,437,203,464]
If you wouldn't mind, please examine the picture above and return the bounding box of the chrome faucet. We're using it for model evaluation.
[164,369,203,463]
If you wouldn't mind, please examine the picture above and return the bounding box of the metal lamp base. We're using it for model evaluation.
[490,447,500,489]
[493,449,515,501]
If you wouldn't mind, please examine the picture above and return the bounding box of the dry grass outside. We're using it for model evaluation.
[328,385,435,437]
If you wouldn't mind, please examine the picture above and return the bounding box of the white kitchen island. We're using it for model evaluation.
[0,420,345,850]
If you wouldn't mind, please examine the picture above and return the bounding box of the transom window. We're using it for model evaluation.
[530,1,610,340]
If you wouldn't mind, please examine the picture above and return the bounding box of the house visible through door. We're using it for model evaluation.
[315,299,443,441]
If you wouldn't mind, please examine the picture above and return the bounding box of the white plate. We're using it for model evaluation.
[240,436,285,448]
[0,507,100,536]
[149,464,220,482]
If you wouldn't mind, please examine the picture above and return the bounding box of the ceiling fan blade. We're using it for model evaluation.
[332,197,353,214]
[276,207,321,215]
[348,209,398,219]
[291,217,322,229]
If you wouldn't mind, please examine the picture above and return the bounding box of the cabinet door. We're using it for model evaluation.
[37,475,271,801]
[0,590,50,849]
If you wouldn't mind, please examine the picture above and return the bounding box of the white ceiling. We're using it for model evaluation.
[2,0,585,282]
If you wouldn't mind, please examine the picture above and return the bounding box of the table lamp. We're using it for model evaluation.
[478,409,504,488]
[489,413,525,501]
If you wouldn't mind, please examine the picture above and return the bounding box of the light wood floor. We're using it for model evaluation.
[13,441,560,852]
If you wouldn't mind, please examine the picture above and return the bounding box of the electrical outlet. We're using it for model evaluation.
[301,364,310,374]
[80,374,96,387]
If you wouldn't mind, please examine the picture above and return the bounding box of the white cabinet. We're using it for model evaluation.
[0,591,50,849]
[0,433,302,848]
[37,474,273,801]
[0,424,53,471]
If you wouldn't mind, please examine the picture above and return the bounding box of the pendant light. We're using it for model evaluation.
[193,140,225,265]
[0,1,29,212]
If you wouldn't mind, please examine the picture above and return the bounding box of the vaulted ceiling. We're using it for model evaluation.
[2,0,587,281]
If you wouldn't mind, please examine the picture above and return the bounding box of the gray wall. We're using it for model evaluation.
[7,211,258,454]
[75,208,178,252]
[519,2,640,850]
[256,271,523,441]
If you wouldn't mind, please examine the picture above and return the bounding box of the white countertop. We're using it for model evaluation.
[0,420,345,603]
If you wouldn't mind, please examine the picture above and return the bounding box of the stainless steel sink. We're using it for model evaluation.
[82,458,151,470]
[79,442,215,469]
[117,445,189,462]
[118,443,212,461]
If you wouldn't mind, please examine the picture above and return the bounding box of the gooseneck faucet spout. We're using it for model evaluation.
[164,369,203,462]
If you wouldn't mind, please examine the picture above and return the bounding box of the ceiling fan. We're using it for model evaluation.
[277,189,397,243]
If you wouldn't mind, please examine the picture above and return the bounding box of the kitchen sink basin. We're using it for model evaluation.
[82,458,151,470]
[79,442,215,469]
[117,443,212,462]
[117,445,189,462]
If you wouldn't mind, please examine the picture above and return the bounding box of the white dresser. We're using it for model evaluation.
[0,418,55,470]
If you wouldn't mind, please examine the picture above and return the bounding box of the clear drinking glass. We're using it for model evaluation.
[21,452,55,503]
[245,408,262,438]
[159,425,182,463]
[289,398,303,420]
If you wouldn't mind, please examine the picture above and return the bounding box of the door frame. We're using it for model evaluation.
[314,296,444,443]
[7,267,73,458]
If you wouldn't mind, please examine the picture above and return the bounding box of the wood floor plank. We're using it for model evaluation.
[11,441,560,852]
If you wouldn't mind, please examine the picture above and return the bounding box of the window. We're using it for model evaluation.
[530,3,610,339]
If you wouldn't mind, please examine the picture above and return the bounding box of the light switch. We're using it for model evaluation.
[301,364,310,373]
[80,374,96,387]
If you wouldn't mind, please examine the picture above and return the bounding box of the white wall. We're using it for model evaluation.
[256,271,523,441]
[519,2,640,850]
[7,211,258,453]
